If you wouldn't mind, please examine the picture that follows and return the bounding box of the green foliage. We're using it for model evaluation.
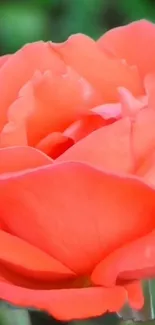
[119,0,155,22]
[0,0,155,54]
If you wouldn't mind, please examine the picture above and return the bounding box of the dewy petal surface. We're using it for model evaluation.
[0,162,155,274]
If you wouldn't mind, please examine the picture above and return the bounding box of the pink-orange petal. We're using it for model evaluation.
[0,146,52,174]
[91,103,121,119]
[136,150,155,186]
[124,281,144,310]
[0,162,155,274]
[0,77,35,148]
[51,34,143,102]
[0,120,28,147]
[63,114,108,143]
[118,87,146,118]
[0,55,11,69]
[145,73,155,109]
[132,108,155,170]
[57,118,134,173]
[37,105,119,156]
[0,282,127,320]
[0,42,65,132]
[91,230,155,288]
[0,229,75,282]
[97,20,155,78]
[7,67,101,147]
[36,132,74,159]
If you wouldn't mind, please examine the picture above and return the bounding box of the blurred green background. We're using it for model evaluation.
[0,0,154,324]
[0,0,155,55]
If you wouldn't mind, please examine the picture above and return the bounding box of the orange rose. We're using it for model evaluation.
[1,19,155,321]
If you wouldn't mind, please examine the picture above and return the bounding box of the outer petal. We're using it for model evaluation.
[57,118,135,173]
[0,146,52,174]
[0,282,126,320]
[91,230,155,286]
[51,34,143,102]
[0,162,155,274]
[0,42,65,132]
[0,229,75,285]
[97,20,155,78]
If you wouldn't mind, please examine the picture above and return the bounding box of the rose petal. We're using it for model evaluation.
[0,229,75,284]
[118,87,146,118]
[91,103,121,119]
[0,55,11,69]
[36,132,74,159]
[57,118,134,173]
[124,281,144,310]
[63,114,108,143]
[0,119,28,147]
[51,34,143,102]
[0,282,126,320]
[0,162,155,274]
[36,112,115,158]
[2,67,101,147]
[136,150,155,186]
[57,105,155,179]
[132,108,155,169]
[97,20,155,78]
[91,230,155,287]
[145,73,155,109]
[0,42,65,132]
[0,146,52,174]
